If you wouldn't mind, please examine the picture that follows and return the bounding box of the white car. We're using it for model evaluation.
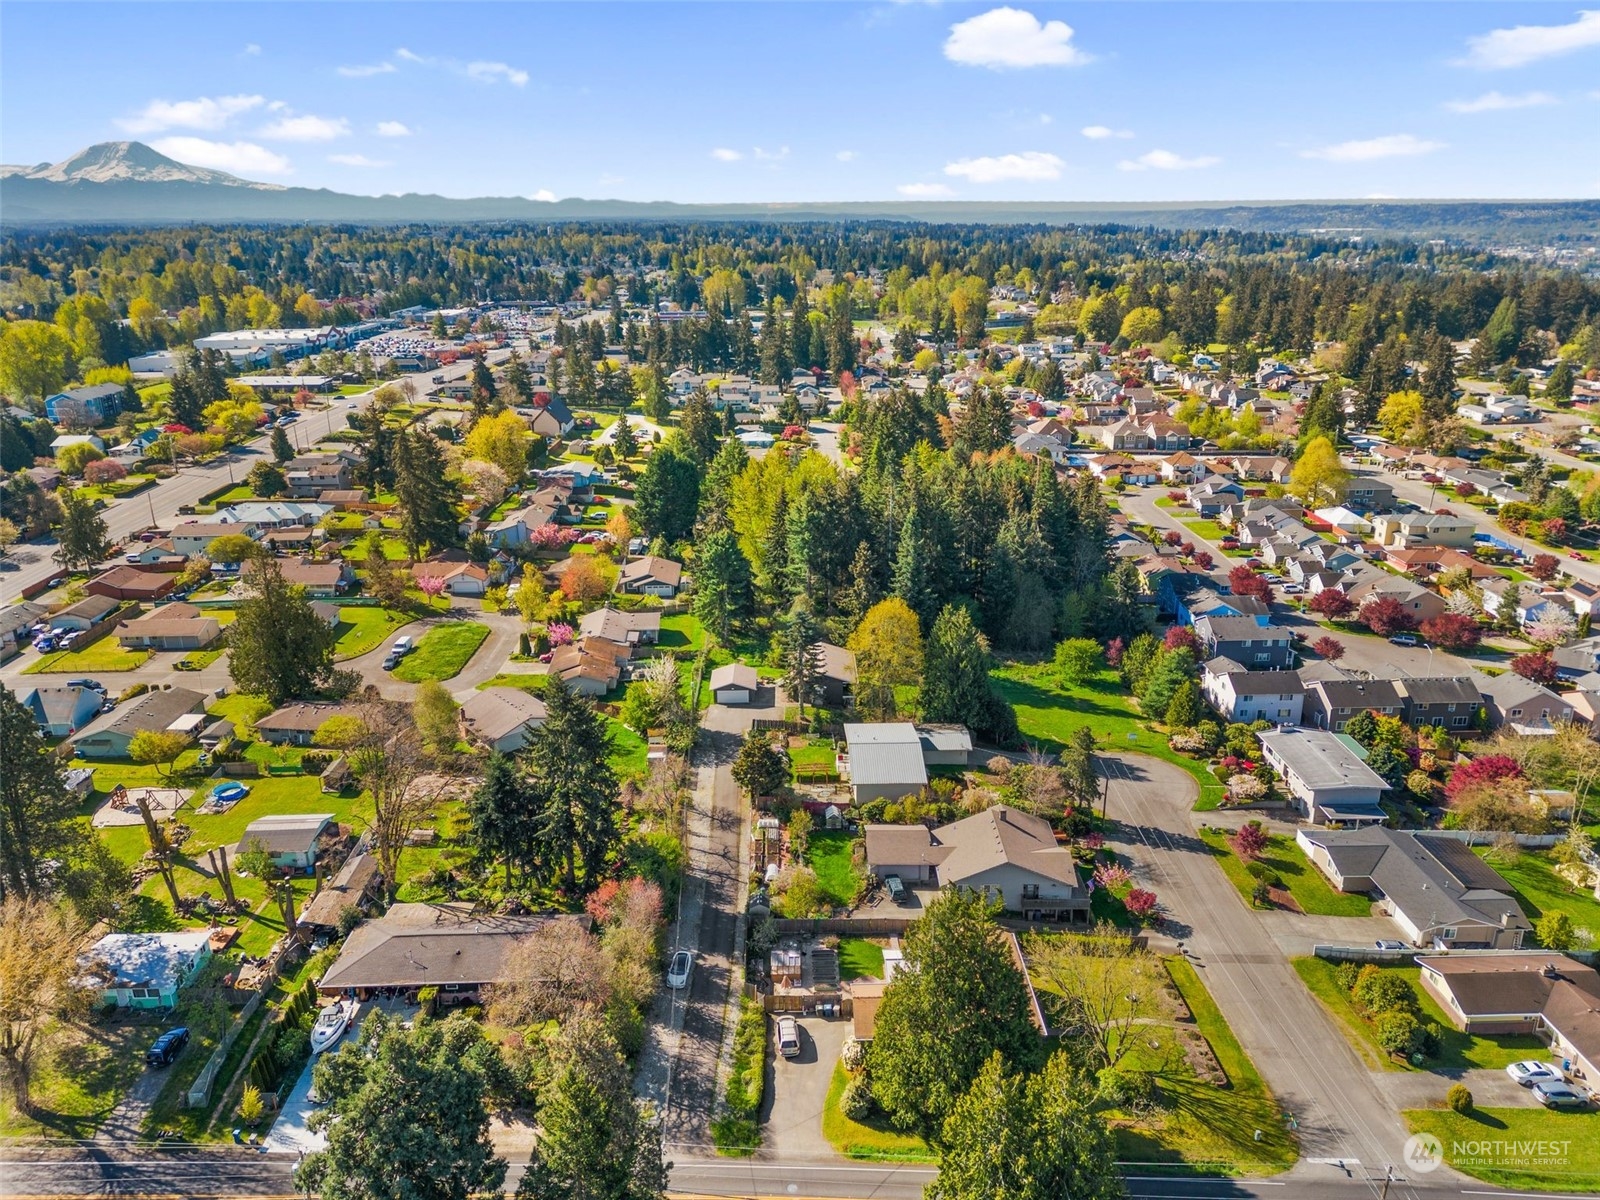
[666,950,693,990]
[1506,1060,1560,1087]
[776,1016,801,1059]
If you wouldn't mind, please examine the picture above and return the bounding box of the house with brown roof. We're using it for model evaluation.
[616,555,683,598]
[412,557,489,596]
[1418,954,1600,1081]
[87,565,178,603]
[551,637,631,696]
[116,603,222,651]
[256,702,364,746]
[862,805,1090,923]
[1160,451,1205,483]
[243,557,353,598]
[459,687,548,753]
[577,606,660,645]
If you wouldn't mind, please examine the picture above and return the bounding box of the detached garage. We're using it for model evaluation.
[709,663,759,705]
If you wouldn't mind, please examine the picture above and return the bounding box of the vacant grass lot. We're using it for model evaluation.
[1405,1107,1600,1192]
[1475,848,1600,936]
[391,622,490,681]
[1293,957,1545,1073]
[807,830,863,907]
[838,937,885,980]
[822,1062,935,1162]
[1197,828,1373,917]
[24,641,153,674]
[331,606,413,660]
[0,1017,152,1138]
[992,663,1225,808]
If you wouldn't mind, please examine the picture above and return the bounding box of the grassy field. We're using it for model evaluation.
[607,719,649,778]
[807,830,863,907]
[1293,957,1546,1073]
[1181,518,1235,544]
[0,1016,153,1138]
[24,641,153,674]
[789,736,838,783]
[391,622,491,681]
[1475,848,1600,935]
[991,664,1226,808]
[1405,1107,1600,1192]
[659,612,707,652]
[838,937,885,980]
[821,1062,936,1162]
[1197,828,1373,917]
[1110,955,1297,1174]
[331,606,413,660]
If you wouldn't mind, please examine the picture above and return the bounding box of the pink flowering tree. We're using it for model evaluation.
[530,524,580,550]
[1124,889,1159,922]
[547,622,575,647]
[414,572,447,608]
[1092,862,1131,890]
[83,459,129,485]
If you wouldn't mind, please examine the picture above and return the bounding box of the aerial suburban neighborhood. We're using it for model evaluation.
[3,5,1600,1200]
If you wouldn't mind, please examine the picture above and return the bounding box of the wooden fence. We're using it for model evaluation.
[771,917,914,937]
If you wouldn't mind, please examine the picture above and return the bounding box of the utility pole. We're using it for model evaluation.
[1379,1164,1394,1199]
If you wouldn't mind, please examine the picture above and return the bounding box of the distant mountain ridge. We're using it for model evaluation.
[3,141,1597,245]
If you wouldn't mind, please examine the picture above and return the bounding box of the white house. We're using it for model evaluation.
[81,930,213,1009]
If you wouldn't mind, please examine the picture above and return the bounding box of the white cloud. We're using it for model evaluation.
[392,48,528,86]
[836,150,858,162]
[944,150,1064,183]
[1117,148,1221,171]
[710,147,743,162]
[150,136,291,176]
[530,189,557,202]
[1459,10,1600,69]
[328,153,389,167]
[944,7,1091,69]
[259,114,350,142]
[242,43,261,56]
[118,94,264,134]
[376,121,412,138]
[338,62,396,78]
[1443,90,1558,113]
[1081,124,1133,140]
[1301,134,1444,162]
[897,182,955,197]
[753,146,790,162]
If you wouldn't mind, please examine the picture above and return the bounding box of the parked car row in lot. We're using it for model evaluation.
[1506,1060,1594,1108]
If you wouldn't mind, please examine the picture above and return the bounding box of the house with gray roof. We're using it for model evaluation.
[1192,614,1294,670]
[1418,954,1600,1081]
[235,814,334,870]
[1394,676,1482,731]
[459,687,548,753]
[1475,671,1576,734]
[840,723,928,803]
[1296,827,1529,949]
[71,686,207,758]
[80,930,213,1009]
[1257,726,1388,825]
[577,606,660,646]
[1302,677,1405,733]
[17,684,104,737]
[1200,663,1304,724]
[863,805,1090,923]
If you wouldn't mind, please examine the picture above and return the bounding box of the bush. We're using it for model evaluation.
[841,1076,875,1122]
[1352,967,1419,1017]
[1334,962,1361,992]
[418,984,439,1018]
[1447,1084,1473,1114]
[300,751,333,775]
[118,682,150,703]
[1375,1010,1424,1058]
[1244,861,1282,888]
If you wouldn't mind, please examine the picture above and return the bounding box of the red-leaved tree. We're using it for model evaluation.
[1229,566,1271,601]
[1444,754,1522,804]
[1542,519,1569,545]
[1311,635,1346,661]
[1163,530,1183,546]
[1509,650,1557,685]
[1419,613,1483,652]
[1192,550,1215,571]
[1230,821,1270,862]
[1359,596,1419,636]
[1124,889,1159,920]
[1164,625,1201,653]
[1308,589,1355,619]
[1528,554,1560,582]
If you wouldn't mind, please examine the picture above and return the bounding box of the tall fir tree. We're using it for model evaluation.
[392,429,460,558]
[523,677,618,893]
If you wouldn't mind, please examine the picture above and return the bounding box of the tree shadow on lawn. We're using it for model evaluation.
[1146,1074,1297,1161]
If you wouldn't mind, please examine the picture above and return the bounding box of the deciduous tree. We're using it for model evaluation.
[0,896,93,1115]
[846,598,924,720]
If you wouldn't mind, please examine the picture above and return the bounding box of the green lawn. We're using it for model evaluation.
[659,612,706,652]
[331,606,413,660]
[477,673,548,693]
[1197,828,1373,917]
[1475,848,1600,937]
[838,937,885,980]
[991,664,1226,808]
[344,535,410,562]
[1181,518,1234,544]
[177,648,225,670]
[1114,955,1297,1174]
[391,622,491,681]
[1293,957,1546,1073]
[24,641,153,674]
[807,830,863,907]
[0,1017,152,1138]
[607,718,649,778]
[822,1062,935,1162]
[1405,1107,1600,1192]
[789,736,838,783]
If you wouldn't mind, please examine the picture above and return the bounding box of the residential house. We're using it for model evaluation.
[1160,451,1205,484]
[284,454,354,498]
[1343,476,1396,510]
[1302,677,1405,733]
[298,851,382,937]
[1475,672,1577,733]
[1297,827,1530,948]
[87,566,178,603]
[551,637,630,695]
[50,433,106,454]
[863,806,1091,923]
[1257,726,1390,824]
[1564,581,1600,620]
[459,687,548,753]
[81,930,213,1009]
[45,382,125,426]
[838,722,937,804]
[1186,475,1246,516]
[813,642,857,709]
[708,663,760,705]
[0,601,50,659]
[486,500,558,549]
[16,685,104,737]
[1371,512,1476,550]
[116,603,221,651]
[1192,615,1294,669]
[1137,413,1191,451]
[235,814,334,871]
[524,396,576,438]
[109,428,161,463]
[1417,954,1600,1081]
[411,557,489,597]
[71,686,207,758]
[170,521,260,559]
[243,558,353,598]
[255,702,364,746]
[1394,677,1482,731]
[577,606,661,646]
[616,556,684,598]
[209,501,331,529]
[317,902,591,1001]
[50,594,121,633]
[1552,636,1600,681]
[1346,575,1448,625]
[1200,662,1305,724]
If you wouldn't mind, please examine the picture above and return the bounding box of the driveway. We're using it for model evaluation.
[1373,1066,1538,1112]
[758,1015,848,1161]
[94,1053,173,1144]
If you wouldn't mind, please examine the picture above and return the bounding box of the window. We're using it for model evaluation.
[1447,703,1457,713]
[1431,717,1443,727]
[1254,653,1270,663]
[1021,883,1040,900]
[1510,708,1523,718]
[1440,927,1458,940]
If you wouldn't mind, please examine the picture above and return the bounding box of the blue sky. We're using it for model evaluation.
[4,2,1599,201]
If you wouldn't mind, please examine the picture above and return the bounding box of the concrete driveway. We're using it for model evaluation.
[759,1015,849,1160]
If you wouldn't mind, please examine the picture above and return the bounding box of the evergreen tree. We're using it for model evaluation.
[1547,360,1575,402]
[228,554,338,704]
[839,540,880,629]
[1479,296,1520,365]
[52,488,110,571]
[612,416,638,459]
[503,351,534,404]
[392,429,460,558]
[731,729,788,799]
[777,596,825,716]
[1421,333,1457,408]
[633,442,699,543]
[466,754,537,887]
[758,302,789,384]
[0,684,85,900]
[952,386,1012,457]
[677,388,722,466]
[692,528,753,642]
[920,605,991,729]
[695,437,749,535]
[270,424,294,463]
[523,677,618,893]
[166,368,205,428]
[891,505,936,629]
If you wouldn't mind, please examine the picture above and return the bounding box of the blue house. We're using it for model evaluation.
[17,685,104,737]
[44,383,125,426]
